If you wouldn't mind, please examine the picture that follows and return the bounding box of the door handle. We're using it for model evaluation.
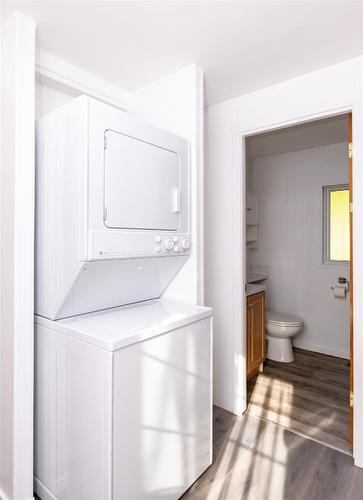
[172,188,180,213]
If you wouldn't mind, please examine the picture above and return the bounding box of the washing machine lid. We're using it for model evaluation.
[266,310,304,327]
[35,299,212,352]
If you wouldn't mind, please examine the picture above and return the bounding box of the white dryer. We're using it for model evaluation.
[35,96,191,320]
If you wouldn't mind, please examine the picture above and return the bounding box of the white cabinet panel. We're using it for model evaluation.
[112,318,212,500]
[34,325,113,500]
[104,130,180,231]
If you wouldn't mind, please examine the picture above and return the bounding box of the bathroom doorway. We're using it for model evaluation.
[244,113,353,454]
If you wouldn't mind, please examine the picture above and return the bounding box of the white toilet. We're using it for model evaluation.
[265,311,304,363]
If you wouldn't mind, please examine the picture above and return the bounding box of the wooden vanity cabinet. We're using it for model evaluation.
[246,291,265,379]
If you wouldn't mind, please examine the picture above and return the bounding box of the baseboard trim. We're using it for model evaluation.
[292,340,349,360]
[34,477,57,500]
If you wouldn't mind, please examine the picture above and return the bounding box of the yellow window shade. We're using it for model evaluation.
[330,189,350,261]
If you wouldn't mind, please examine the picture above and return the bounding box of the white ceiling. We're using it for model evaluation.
[246,114,349,159]
[2,1,363,106]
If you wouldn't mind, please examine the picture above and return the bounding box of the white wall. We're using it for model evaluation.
[205,100,240,413]
[249,142,349,358]
[0,12,35,500]
[205,55,363,466]
[131,64,205,305]
[35,81,73,118]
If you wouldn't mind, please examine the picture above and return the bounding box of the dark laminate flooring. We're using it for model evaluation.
[182,406,363,500]
[246,348,350,452]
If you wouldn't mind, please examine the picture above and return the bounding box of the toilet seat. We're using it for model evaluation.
[266,310,304,328]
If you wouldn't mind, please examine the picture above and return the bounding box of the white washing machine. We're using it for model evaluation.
[34,96,213,499]
[34,299,212,500]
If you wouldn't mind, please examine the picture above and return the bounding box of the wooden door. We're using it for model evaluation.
[247,291,265,378]
[349,113,354,449]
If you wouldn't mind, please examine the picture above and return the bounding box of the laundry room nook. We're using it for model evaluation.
[2,3,363,500]
[33,93,212,500]
[27,28,211,498]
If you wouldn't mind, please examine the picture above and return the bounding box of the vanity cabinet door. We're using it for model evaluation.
[247,291,265,378]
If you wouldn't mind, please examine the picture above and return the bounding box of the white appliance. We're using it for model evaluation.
[34,96,212,500]
[36,95,191,320]
[35,300,212,500]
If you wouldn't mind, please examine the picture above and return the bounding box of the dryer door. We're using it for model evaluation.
[104,130,181,231]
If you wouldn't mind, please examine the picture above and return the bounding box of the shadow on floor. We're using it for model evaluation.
[181,405,362,500]
[246,348,350,452]
[182,349,359,500]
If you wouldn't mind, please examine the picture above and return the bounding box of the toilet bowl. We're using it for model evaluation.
[265,311,304,363]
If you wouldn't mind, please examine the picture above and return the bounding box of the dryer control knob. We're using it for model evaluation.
[164,238,173,251]
[181,238,190,250]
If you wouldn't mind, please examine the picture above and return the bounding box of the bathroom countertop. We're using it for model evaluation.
[246,283,266,297]
[247,272,268,283]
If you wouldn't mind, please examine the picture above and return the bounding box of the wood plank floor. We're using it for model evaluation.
[182,406,363,500]
[35,348,353,499]
[246,348,350,452]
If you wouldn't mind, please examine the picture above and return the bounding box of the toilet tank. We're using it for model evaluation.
[35,96,191,319]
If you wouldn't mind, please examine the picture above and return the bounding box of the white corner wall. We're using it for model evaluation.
[205,56,363,466]
[249,142,349,359]
[0,12,36,500]
[131,64,205,305]
[35,81,74,118]
[205,100,240,412]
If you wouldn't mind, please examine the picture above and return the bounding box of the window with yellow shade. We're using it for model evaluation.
[323,184,350,264]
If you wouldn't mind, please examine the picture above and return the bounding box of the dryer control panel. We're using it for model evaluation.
[90,233,191,259]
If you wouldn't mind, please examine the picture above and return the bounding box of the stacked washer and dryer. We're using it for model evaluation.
[34,96,213,500]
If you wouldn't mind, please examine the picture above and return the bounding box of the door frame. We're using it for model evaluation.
[0,11,36,500]
[349,113,354,448]
[236,105,354,451]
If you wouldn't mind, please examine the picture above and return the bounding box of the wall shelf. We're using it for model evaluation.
[246,193,258,247]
